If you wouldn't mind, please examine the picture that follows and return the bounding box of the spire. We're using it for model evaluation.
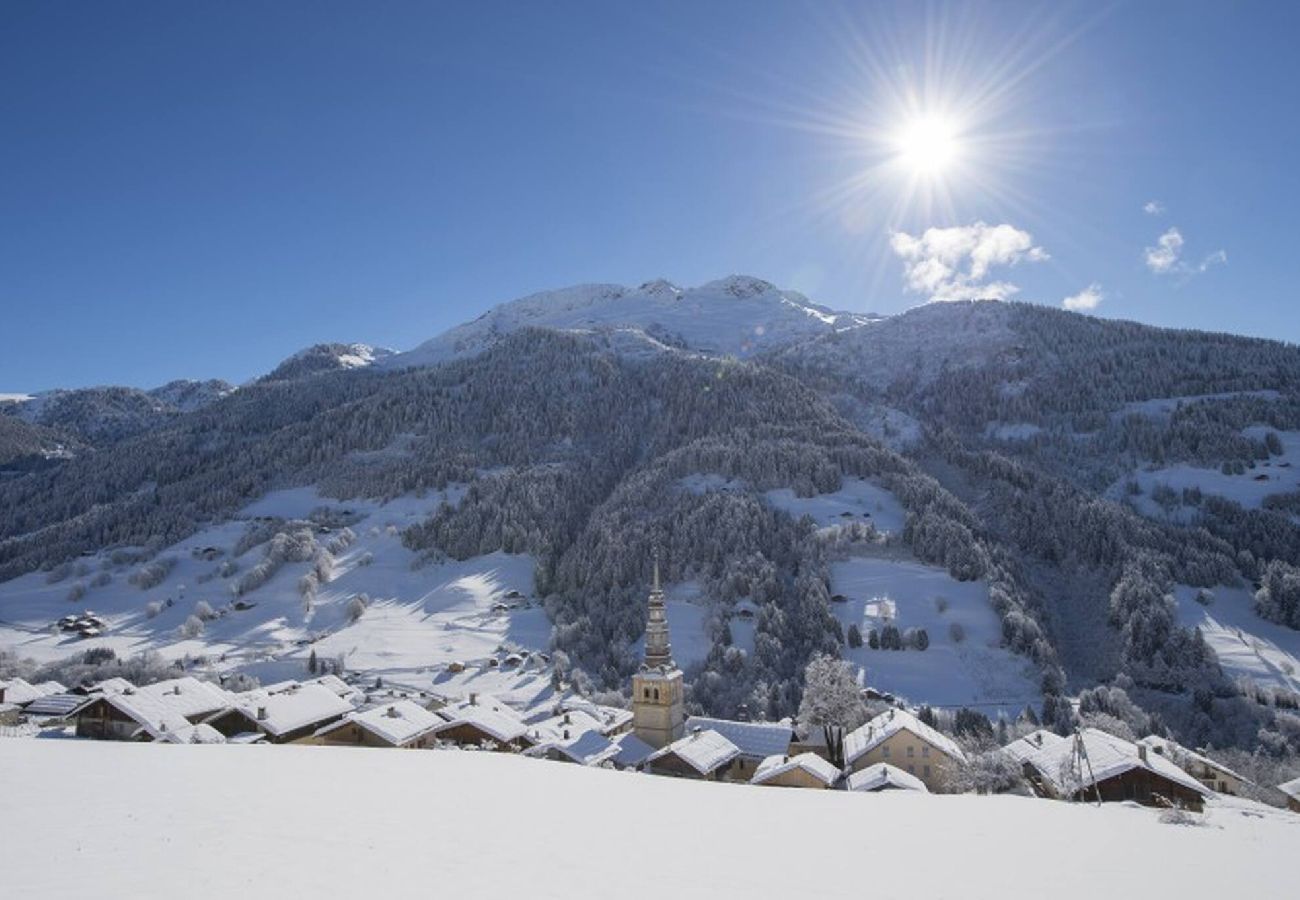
[643,547,674,670]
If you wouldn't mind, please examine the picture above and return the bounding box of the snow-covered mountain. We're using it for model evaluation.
[383,276,877,369]
[262,343,396,382]
[1,380,233,445]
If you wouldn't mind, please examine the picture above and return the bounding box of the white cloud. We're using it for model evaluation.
[889,222,1049,303]
[1062,283,1103,312]
[1144,226,1226,277]
[1144,227,1184,273]
[1143,200,1165,216]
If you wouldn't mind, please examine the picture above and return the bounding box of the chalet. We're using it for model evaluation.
[1001,729,1067,766]
[523,699,633,737]
[1136,735,1251,796]
[314,700,444,749]
[0,702,19,726]
[750,752,841,789]
[22,692,86,721]
[1277,776,1300,813]
[645,728,740,780]
[73,677,231,741]
[0,678,49,707]
[527,729,622,767]
[684,716,793,781]
[609,732,656,770]
[1022,728,1209,811]
[206,683,352,744]
[843,709,967,791]
[431,696,530,750]
[846,762,930,793]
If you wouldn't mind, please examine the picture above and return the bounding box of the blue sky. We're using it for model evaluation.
[2,1,1298,391]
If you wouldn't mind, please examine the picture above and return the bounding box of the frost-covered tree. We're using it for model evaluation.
[797,655,868,767]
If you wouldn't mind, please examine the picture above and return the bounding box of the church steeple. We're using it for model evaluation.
[643,548,674,670]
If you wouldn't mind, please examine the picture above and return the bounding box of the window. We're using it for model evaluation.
[923,765,931,778]
[907,745,915,758]
[921,746,930,758]
[643,688,650,699]
[882,746,890,758]
[908,764,916,774]
[653,688,659,700]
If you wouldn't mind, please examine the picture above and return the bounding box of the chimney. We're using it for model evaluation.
[173,684,182,695]
[257,706,267,721]
[1138,744,1148,763]
[563,713,571,725]
[387,706,400,718]
[563,729,570,740]
[691,726,702,740]
[469,692,478,706]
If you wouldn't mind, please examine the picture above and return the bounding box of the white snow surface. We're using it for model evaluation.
[0,487,550,695]
[384,276,872,368]
[1,739,1293,899]
[765,477,906,534]
[1173,584,1300,695]
[829,557,1042,712]
[845,762,929,792]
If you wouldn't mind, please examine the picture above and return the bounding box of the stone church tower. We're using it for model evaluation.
[632,552,685,749]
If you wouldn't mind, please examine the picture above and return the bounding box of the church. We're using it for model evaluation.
[631,554,685,749]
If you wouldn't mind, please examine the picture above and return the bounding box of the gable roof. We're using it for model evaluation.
[685,716,793,760]
[530,730,623,766]
[1278,776,1300,801]
[135,677,231,719]
[647,728,740,775]
[752,752,841,787]
[610,732,655,768]
[156,722,227,745]
[844,710,967,766]
[229,683,353,737]
[1002,729,1068,765]
[22,693,85,718]
[1025,729,1210,798]
[433,697,528,744]
[1136,735,1249,784]
[336,701,444,746]
[0,678,45,705]
[846,762,929,793]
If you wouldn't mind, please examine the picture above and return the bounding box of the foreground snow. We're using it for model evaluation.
[0,739,1293,899]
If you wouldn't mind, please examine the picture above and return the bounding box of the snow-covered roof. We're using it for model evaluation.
[335,701,444,746]
[1277,776,1300,801]
[846,762,929,793]
[156,723,226,745]
[685,716,793,760]
[89,691,197,741]
[1025,729,1210,798]
[520,699,633,735]
[135,677,231,719]
[527,729,622,766]
[610,732,655,768]
[751,752,841,787]
[0,678,45,705]
[843,710,967,766]
[307,674,365,705]
[87,677,134,696]
[1136,735,1249,784]
[231,683,353,737]
[1002,729,1067,765]
[527,709,606,745]
[434,697,529,744]
[647,728,741,775]
[33,680,67,695]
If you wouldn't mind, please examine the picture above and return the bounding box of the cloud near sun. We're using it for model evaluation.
[889,222,1048,303]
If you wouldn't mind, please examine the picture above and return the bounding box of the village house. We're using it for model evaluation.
[842,709,968,791]
[0,677,58,707]
[1001,729,1066,766]
[206,682,353,744]
[1136,735,1251,796]
[431,694,531,750]
[750,752,841,789]
[1022,728,1210,811]
[1277,776,1300,813]
[0,702,19,726]
[685,716,794,782]
[314,700,444,749]
[846,762,930,793]
[73,677,231,741]
[645,727,740,780]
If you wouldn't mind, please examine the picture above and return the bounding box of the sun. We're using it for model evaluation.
[894,115,960,176]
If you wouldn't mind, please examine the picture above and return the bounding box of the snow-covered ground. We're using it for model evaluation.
[1,739,1293,900]
[829,557,1041,713]
[1115,390,1281,420]
[1112,428,1300,520]
[0,488,551,692]
[765,477,907,535]
[1173,584,1300,695]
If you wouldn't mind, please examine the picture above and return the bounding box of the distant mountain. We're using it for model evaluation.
[262,343,396,382]
[383,276,877,369]
[147,379,235,413]
[1,379,234,445]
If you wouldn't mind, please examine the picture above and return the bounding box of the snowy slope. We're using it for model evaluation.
[384,276,875,368]
[765,477,907,535]
[829,557,1041,713]
[1,739,1294,900]
[1173,584,1300,695]
[0,488,549,690]
[261,343,397,382]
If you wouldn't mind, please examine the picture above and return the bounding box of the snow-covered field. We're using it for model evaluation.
[1174,584,1300,695]
[830,557,1041,713]
[1,739,1293,900]
[1112,428,1300,520]
[765,477,907,535]
[0,488,551,692]
[1116,390,1281,420]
